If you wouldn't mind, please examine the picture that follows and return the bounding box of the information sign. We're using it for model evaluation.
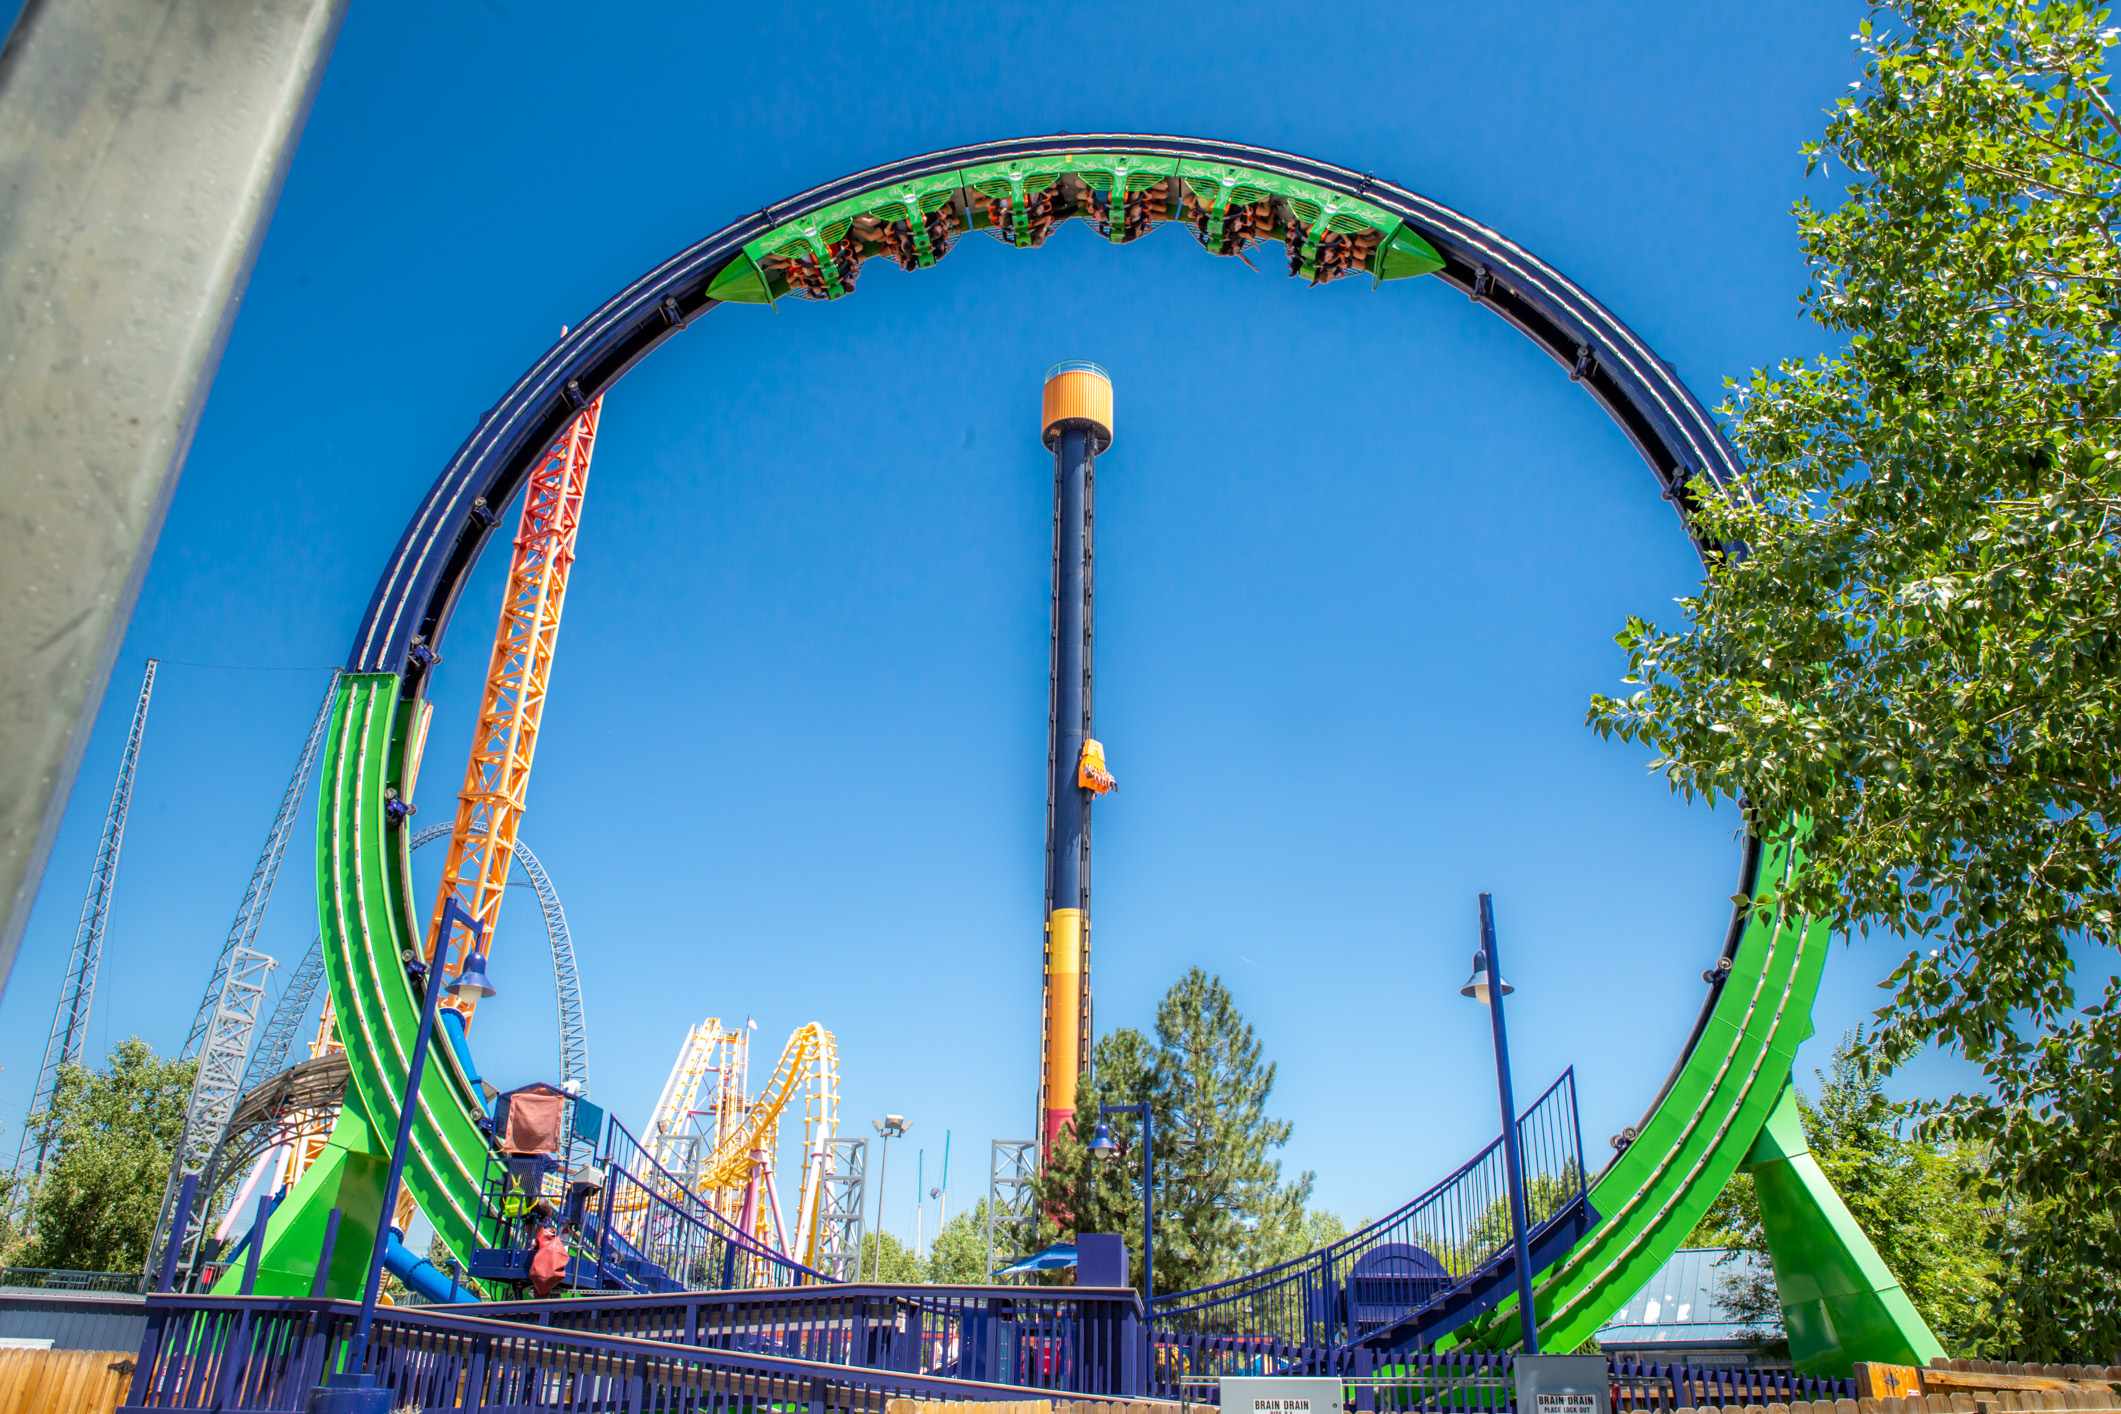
[1221,1376,1345,1414]
[1515,1354,1611,1414]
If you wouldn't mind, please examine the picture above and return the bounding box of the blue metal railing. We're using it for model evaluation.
[116,1289,1854,1411]
[584,1111,829,1292]
[1148,1069,1590,1392]
[1339,1350,1853,1412]
[120,1293,1099,1411]
[471,1281,1147,1396]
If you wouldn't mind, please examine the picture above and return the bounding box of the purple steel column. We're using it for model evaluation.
[1479,892,1541,1352]
[308,900,480,1412]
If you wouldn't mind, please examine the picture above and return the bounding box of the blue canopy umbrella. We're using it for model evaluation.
[993,1242,1077,1277]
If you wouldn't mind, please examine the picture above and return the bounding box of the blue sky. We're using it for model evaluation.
[2,1,1960,1248]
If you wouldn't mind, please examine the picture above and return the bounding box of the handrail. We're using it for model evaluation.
[127,1292,1120,1410]
[1147,1069,1586,1368]
[598,1109,829,1286]
[1154,1069,1582,1322]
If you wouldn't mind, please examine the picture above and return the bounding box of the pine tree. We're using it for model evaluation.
[1032,969,1314,1296]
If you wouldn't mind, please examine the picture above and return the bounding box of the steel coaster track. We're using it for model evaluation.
[248,136,1904,1361]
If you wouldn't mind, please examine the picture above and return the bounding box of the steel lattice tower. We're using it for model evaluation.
[816,1137,867,1282]
[146,945,275,1288]
[426,399,600,1022]
[9,658,158,1216]
[237,937,325,1098]
[182,670,340,1061]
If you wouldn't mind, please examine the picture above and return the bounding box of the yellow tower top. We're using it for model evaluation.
[1041,361,1113,451]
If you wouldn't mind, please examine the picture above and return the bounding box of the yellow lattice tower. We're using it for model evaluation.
[792,1026,840,1270]
[425,399,601,1017]
[691,1023,838,1270]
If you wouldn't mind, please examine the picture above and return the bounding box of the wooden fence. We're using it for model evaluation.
[0,1348,133,1414]
[1681,1360,2121,1414]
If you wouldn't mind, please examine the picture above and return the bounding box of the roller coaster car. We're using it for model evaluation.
[770,237,866,301]
[973,184,1065,249]
[1086,177,1175,243]
[1192,196,1276,258]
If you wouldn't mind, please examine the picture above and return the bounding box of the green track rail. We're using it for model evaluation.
[1452,828,1942,1370]
[226,674,494,1298]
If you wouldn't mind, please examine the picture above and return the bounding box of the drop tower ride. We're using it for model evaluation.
[1038,362,1115,1156]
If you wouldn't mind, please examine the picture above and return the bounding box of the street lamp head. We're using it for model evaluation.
[449,951,499,999]
[874,1115,908,1138]
[1459,950,1512,1005]
[1088,1121,1119,1160]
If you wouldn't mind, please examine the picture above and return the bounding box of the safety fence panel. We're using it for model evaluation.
[118,1293,1118,1412]
[1154,1349,1854,1412]
[472,1283,1146,1397]
[0,1347,133,1414]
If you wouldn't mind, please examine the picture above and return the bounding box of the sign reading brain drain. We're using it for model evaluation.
[1516,1355,1613,1414]
[1221,1378,1345,1414]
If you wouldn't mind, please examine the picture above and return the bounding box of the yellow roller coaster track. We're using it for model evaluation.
[631,1019,840,1272]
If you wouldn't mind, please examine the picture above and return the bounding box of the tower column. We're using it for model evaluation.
[1038,363,1113,1155]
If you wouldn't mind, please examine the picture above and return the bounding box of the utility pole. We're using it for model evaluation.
[871,1115,907,1279]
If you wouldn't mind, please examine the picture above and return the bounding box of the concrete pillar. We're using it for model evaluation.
[0,0,347,992]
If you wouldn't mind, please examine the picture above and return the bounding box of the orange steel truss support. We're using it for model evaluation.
[424,398,602,1022]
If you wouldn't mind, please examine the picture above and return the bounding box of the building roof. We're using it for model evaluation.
[1596,1247,1780,1346]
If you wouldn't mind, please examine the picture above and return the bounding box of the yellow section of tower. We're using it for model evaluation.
[1043,908,1084,1119]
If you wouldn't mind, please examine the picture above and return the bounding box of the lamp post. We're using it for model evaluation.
[310,900,496,1414]
[871,1115,908,1280]
[1087,1102,1152,1299]
[1461,892,1539,1353]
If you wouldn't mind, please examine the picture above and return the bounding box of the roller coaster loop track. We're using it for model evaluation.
[235,135,1936,1377]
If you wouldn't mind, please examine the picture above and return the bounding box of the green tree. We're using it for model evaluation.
[857,1228,925,1283]
[1684,1034,2002,1353]
[1586,0,2121,1357]
[11,1037,194,1272]
[1033,969,1315,1296]
[925,1201,994,1284]
[1254,1207,1353,1270]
